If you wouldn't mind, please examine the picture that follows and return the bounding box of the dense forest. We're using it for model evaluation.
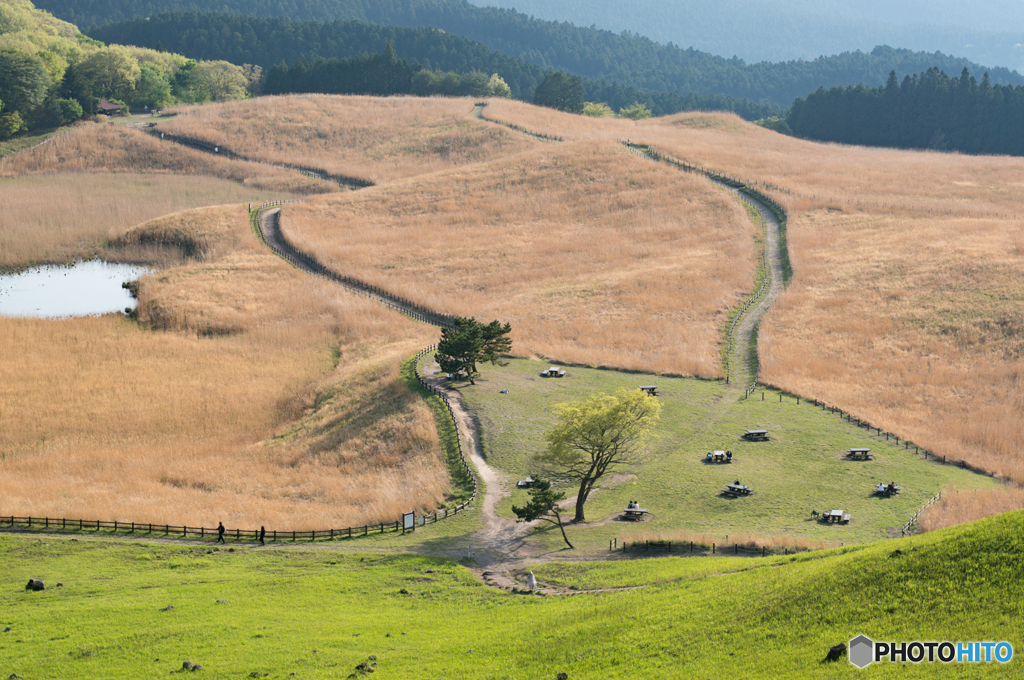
[89,12,781,118]
[787,68,1024,156]
[478,0,1024,70]
[42,0,1024,108]
[0,0,253,139]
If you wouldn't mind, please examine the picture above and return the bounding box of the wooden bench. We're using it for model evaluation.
[539,367,566,378]
[639,386,658,396]
[743,430,769,441]
[846,448,872,460]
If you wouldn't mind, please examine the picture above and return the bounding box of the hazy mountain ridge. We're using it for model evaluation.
[478,0,1024,70]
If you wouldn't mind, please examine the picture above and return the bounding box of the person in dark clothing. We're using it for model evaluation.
[259,526,265,546]
[217,522,226,544]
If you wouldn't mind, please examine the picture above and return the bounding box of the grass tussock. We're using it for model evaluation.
[283,138,756,378]
[918,486,1024,533]
[0,203,442,529]
[162,95,541,184]
[0,173,303,270]
[0,123,332,195]
[624,527,839,552]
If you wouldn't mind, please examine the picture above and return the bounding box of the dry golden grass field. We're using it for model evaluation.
[0,202,442,528]
[0,173,303,269]
[162,95,541,184]
[280,137,756,378]
[0,123,331,195]
[5,94,1023,531]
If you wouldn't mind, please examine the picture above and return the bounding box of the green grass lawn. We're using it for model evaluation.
[457,359,1000,551]
[2,510,1022,678]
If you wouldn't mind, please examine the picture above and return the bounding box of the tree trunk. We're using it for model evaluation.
[554,510,574,549]
[574,488,586,522]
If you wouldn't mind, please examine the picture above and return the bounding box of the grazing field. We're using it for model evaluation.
[0,173,302,269]
[0,124,331,195]
[0,203,444,529]
[161,95,541,184]
[453,358,999,550]
[282,139,756,378]
[2,511,1022,678]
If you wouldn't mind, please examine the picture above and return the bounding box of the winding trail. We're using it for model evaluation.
[159,109,792,592]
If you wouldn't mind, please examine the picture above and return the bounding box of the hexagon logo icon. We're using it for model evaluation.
[849,635,874,668]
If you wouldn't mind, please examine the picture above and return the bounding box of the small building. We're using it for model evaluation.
[97,99,126,116]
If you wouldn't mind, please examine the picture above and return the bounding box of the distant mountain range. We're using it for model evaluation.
[43,0,1023,111]
[477,0,1024,72]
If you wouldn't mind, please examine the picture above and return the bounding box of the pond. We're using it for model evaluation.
[0,260,152,319]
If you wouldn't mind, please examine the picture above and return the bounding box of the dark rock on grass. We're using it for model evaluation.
[557,674,569,680]
[398,588,410,595]
[160,605,175,612]
[825,643,847,662]
[182,660,203,671]
[25,579,44,591]
[3,627,11,632]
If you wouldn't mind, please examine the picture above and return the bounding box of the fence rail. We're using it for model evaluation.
[145,127,373,188]
[619,538,807,557]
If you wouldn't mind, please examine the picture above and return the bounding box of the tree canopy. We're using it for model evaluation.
[533,71,584,113]
[787,67,1024,156]
[435,317,512,385]
[511,479,573,549]
[536,389,661,522]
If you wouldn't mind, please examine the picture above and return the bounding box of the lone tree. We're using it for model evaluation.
[511,479,573,549]
[435,316,512,385]
[537,389,661,522]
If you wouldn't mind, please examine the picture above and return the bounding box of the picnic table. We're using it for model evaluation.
[516,477,535,489]
[846,448,873,460]
[743,429,770,441]
[540,367,566,378]
[724,483,752,497]
[639,385,658,396]
[824,509,851,524]
[705,450,732,463]
[621,507,649,521]
[873,483,901,496]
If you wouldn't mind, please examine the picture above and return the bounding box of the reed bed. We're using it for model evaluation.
[0,203,442,528]
[917,486,1024,533]
[0,173,301,270]
[163,95,541,184]
[0,123,331,195]
[282,138,756,378]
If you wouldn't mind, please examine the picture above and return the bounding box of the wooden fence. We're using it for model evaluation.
[145,127,373,188]
[252,202,457,329]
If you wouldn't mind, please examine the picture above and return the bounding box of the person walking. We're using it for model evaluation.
[526,571,537,591]
[217,522,226,544]
[259,526,265,546]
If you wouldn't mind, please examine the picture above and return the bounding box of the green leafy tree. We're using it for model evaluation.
[78,45,141,101]
[435,317,512,385]
[511,479,573,549]
[533,71,584,113]
[195,60,250,101]
[618,101,652,119]
[0,111,25,139]
[34,94,83,127]
[172,59,210,103]
[0,50,50,115]
[130,62,173,108]
[487,73,512,98]
[536,389,661,522]
[583,101,614,117]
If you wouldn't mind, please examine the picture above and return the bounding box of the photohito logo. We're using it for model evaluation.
[849,635,1014,668]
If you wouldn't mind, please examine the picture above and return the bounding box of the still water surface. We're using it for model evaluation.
[0,260,151,318]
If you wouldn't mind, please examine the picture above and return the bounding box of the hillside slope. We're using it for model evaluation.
[2,509,1022,677]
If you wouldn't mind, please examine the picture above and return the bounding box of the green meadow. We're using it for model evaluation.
[456,358,1000,550]
[2,510,1022,679]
